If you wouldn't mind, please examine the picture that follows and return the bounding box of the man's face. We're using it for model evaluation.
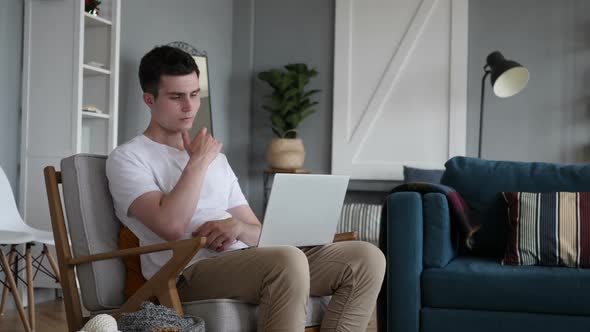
[144,72,201,133]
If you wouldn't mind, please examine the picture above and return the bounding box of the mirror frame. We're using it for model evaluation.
[167,41,213,136]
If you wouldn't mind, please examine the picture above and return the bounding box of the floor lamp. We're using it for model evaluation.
[478,51,529,158]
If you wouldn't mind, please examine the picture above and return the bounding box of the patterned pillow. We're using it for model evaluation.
[502,192,590,267]
[338,203,382,245]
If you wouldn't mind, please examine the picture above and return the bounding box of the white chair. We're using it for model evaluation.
[0,165,61,332]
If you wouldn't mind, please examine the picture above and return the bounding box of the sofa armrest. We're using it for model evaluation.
[423,193,457,268]
[380,192,423,332]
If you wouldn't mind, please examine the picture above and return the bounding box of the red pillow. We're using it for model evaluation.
[118,227,147,299]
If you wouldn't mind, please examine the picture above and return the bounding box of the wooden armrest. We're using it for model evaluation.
[113,236,206,317]
[67,237,206,266]
[334,231,358,242]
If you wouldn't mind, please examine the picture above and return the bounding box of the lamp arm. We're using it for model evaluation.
[478,70,491,158]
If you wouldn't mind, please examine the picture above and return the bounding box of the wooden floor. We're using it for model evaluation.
[0,300,67,332]
[0,299,378,331]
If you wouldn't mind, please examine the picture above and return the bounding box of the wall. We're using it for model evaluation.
[0,0,23,195]
[4,0,589,215]
[249,0,336,215]
[468,0,590,162]
[247,0,590,211]
[119,0,251,194]
[230,0,255,197]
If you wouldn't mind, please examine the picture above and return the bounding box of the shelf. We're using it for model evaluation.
[83,64,111,76]
[84,12,112,27]
[82,111,110,119]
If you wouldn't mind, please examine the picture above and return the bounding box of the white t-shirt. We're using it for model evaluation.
[105,135,249,279]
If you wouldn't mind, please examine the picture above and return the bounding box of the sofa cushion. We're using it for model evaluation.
[441,156,590,257]
[421,308,590,332]
[503,192,590,267]
[422,256,590,315]
[403,166,444,184]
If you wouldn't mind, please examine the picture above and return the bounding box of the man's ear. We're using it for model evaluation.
[143,92,155,107]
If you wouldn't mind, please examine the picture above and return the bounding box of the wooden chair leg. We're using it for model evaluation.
[26,244,36,331]
[0,248,31,332]
[0,245,17,315]
[43,245,61,284]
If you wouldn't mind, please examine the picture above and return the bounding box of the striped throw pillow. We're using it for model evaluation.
[502,192,590,267]
[337,203,382,245]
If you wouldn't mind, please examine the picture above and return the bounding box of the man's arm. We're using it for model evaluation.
[128,128,221,241]
[227,204,262,246]
[128,160,208,241]
[191,205,261,251]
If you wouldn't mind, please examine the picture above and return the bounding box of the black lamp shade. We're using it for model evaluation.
[486,51,529,98]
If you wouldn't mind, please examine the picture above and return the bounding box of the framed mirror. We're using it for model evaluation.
[167,41,213,137]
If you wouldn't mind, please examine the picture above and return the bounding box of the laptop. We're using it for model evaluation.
[256,174,350,247]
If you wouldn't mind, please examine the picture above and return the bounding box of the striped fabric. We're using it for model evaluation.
[502,192,590,268]
[338,203,382,245]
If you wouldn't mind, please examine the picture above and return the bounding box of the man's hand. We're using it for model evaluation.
[182,128,222,167]
[192,217,243,252]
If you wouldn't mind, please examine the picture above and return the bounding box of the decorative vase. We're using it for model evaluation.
[266,138,305,169]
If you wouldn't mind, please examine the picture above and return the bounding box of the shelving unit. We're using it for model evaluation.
[83,64,112,76]
[20,0,120,288]
[82,111,111,119]
[84,12,113,27]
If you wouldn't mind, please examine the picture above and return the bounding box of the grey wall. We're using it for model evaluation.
[246,0,590,211]
[468,0,590,162]
[230,0,255,198]
[0,0,23,195]
[119,0,251,195]
[249,0,336,216]
[3,0,589,216]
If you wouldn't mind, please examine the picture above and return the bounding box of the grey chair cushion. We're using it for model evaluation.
[61,154,126,311]
[182,296,330,331]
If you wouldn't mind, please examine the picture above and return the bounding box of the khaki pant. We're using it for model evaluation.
[178,241,385,332]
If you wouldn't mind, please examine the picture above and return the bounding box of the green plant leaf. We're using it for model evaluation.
[300,109,316,121]
[286,113,301,126]
[272,127,282,138]
[281,100,297,115]
[271,114,286,130]
[302,89,320,99]
[261,63,320,135]
[284,130,298,139]
[271,92,284,105]
[284,88,298,101]
[285,63,306,73]
[258,69,284,90]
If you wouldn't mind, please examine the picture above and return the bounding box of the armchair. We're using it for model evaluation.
[44,154,356,332]
[380,156,590,332]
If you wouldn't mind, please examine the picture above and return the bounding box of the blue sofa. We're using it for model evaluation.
[380,156,590,332]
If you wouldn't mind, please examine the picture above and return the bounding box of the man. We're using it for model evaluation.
[106,45,385,331]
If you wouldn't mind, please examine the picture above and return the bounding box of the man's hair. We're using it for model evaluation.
[138,45,200,98]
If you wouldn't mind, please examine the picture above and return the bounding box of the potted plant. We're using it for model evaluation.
[257,63,319,169]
